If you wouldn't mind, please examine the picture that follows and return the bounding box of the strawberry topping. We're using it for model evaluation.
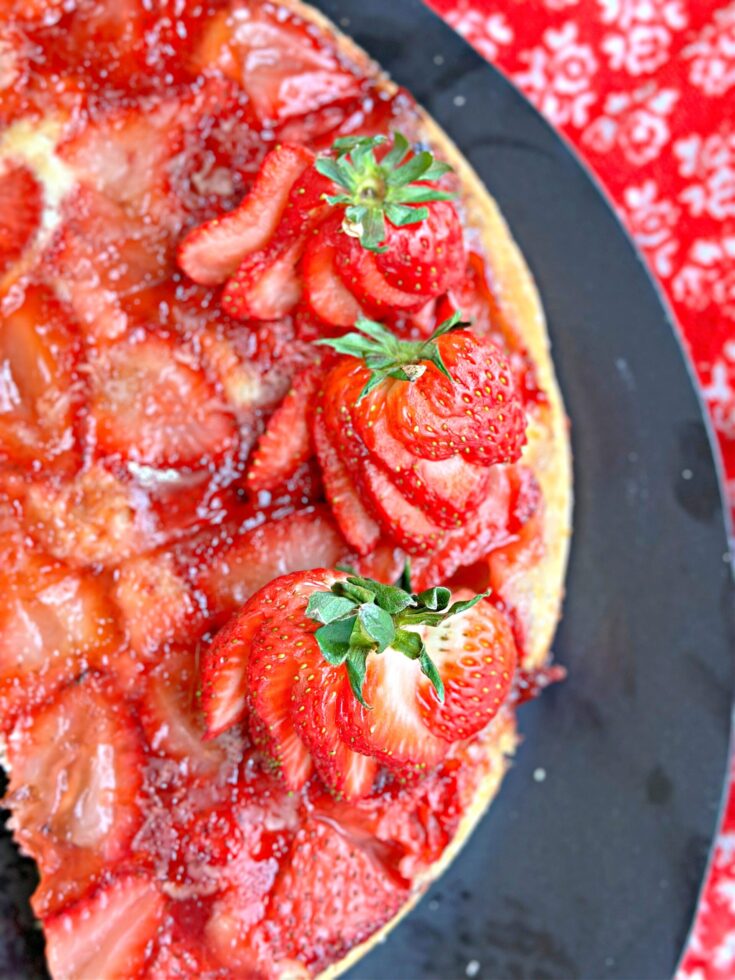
[0,161,42,274]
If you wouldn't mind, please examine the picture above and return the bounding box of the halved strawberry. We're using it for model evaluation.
[255,818,406,970]
[301,216,363,328]
[4,674,145,916]
[246,364,323,493]
[0,283,84,474]
[112,551,201,659]
[197,506,348,622]
[221,236,305,321]
[201,568,333,737]
[312,413,381,556]
[291,645,377,800]
[22,463,159,568]
[191,3,363,124]
[0,554,119,728]
[177,143,314,285]
[89,334,237,468]
[335,242,431,313]
[415,596,517,742]
[0,161,42,274]
[43,875,165,980]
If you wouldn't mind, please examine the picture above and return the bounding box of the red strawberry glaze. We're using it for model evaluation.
[0,2,552,977]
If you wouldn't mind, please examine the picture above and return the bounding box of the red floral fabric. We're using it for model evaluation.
[425,1,735,976]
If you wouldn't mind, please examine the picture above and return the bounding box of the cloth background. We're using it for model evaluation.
[423,1,735,975]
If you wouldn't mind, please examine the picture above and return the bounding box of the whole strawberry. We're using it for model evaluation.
[201,569,517,800]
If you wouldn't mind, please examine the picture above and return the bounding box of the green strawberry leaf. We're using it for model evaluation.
[358,603,396,652]
[306,592,357,625]
[346,648,370,707]
[315,617,356,665]
[416,586,451,611]
[419,649,445,702]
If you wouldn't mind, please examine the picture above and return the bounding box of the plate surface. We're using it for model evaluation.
[1,2,734,979]
[307,2,733,979]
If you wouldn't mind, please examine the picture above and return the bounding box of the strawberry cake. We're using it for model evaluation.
[0,1,572,977]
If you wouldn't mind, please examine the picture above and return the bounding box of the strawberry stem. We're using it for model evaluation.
[317,311,469,401]
[306,573,488,706]
[314,132,455,252]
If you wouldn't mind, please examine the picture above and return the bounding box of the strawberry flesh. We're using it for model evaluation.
[0,161,42,274]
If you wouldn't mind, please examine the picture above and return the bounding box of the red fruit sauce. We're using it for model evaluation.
[0,1,551,976]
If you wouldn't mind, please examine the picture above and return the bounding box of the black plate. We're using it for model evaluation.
[1,3,734,979]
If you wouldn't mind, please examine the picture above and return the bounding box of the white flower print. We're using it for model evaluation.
[582,84,678,166]
[672,238,735,319]
[716,876,735,915]
[684,4,735,97]
[702,343,735,442]
[445,7,513,63]
[544,0,580,8]
[714,931,735,971]
[619,180,680,276]
[674,129,735,220]
[514,23,599,128]
[598,0,688,75]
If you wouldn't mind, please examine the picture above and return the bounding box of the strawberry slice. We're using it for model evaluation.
[43,875,165,980]
[359,460,444,555]
[335,236,431,313]
[312,413,381,556]
[0,554,119,729]
[221,236,305,321]
[197,506,348,622]
[112,551,201,659]
[200,568,334,737]
[416,596,517,742]
[0,283,84,474]
[291,645,377,800]
[300,217,363,328]
[246,365,322,493]
[89,334,237,468]
[192,4,363,124]
[0,161,42,274]
[22,464,159,568]
[337,648,447,775]
[4,675,145,916]
[255,818,406,970]
[177,143,314,285]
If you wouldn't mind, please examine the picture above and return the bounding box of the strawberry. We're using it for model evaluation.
[221,235,306,321]
[335,242,432,314]
[43,875,165,980]
[374,199,465,296]
[0,283,84,474]
[246,364,322,493]
[89,333,237,469]
[4,674,145,917]
[203,569,517,795]
[177,143,314,286]
[0,161,42,274]
[191,3,363,124]
[301,216,363,328]
[255,818,406,970]
[197,505,349,623]
[0,553,119,729]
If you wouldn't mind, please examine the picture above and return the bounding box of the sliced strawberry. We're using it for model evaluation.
[0,283,84,474]
[301,217,363,328]
[197,506,347,622]
[360,460,444,555]
[312,413,381,556]
[352,542,406,586]
[416,596,517,742]
[112,551,201,658]
[177,143,314,285]
[141,647,232,777]
[0,555,119,728]
[337,648,447,775]
[200,568,333,737]
[47,189,174,344]
[291,645,377,801]
[246,365,322,493]
[0,161,42,274]
[221,236,305,321]
[335,236,431,313]
[43,875,165,980]
[149,937,222,980]
[191,4,363,124]
[89,334,237,468]
[22,463,159,568]
[256,818,406,970]
[4,675,145,916]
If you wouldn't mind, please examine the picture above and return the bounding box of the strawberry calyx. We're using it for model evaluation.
[317,310,468,400]
[305,571,487,707]
[314,131,455,252]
